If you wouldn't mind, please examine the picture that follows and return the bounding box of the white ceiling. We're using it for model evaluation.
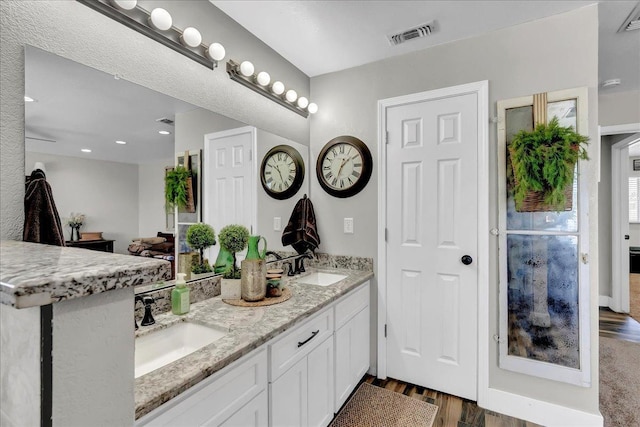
[25,47,199,165]
[212,0,640,93]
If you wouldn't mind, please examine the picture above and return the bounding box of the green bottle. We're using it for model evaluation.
[172,273,190,315]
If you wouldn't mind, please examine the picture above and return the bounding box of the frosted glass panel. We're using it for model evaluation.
[506,234,579,369]
[547,99,577,129]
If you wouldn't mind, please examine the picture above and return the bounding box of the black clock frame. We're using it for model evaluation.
[260,145,305,200]
[316,135,373,198]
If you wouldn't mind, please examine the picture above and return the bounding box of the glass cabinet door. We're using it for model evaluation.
[497,88,591,386]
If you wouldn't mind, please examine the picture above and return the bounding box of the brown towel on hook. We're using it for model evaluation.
[23,169,65,246]
[282,194,321,254]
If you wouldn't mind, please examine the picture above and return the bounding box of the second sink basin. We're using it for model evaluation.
[135,322,227,378]
[296,272,347,287]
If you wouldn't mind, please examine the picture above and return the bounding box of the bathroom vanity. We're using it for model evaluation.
[135,268,372,426]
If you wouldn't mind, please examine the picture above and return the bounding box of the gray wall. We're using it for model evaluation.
[599,90,640,127]
[138,159,173,238]
[310,5,599,415]
[1,0,310,241]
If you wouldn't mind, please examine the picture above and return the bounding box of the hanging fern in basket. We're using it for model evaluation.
[165,166,191,210]
[509,117,589,211]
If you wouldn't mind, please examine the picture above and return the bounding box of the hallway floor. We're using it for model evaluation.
[599,307,640,343]
[630,273,640,323]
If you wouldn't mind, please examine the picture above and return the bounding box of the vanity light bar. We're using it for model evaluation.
[76,0,224,69]
[226,60,316,118]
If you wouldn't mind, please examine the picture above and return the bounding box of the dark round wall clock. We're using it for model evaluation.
[316,135,372,198]
[260,145,305,200]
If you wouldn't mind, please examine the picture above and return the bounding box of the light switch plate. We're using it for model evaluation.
[273,217,281,231]
[344,218,354,234]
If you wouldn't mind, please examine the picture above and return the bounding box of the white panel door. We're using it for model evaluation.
[204,127,256,262]
[386,93,478,400]
[307,337,334,427]
[270,357,308,427]
[217,391,268,427]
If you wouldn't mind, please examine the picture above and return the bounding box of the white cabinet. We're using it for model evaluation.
[334,282,370,411]
[137,347,267,427]
[269,308,335,427]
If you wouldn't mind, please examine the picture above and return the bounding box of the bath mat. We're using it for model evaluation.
[600,336,640,427]
[330,382,438,427]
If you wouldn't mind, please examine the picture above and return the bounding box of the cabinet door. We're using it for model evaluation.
[216,390,268,427]
[270,357,308,427]
[334,306,370,411]
[307,337,334,427]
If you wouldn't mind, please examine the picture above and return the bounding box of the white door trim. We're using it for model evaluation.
[377,80,489,403]
[607,124,640,312]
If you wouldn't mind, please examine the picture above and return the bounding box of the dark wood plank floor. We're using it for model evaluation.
[362,376,540,427]
[353,309,638,427]
[599,307,640,343]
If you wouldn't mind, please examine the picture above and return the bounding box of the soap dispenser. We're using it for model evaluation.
[172,273,190,315]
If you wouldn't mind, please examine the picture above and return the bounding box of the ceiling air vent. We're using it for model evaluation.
[156,117,174,125]
[388,22,435,46]
[618,2,640,32]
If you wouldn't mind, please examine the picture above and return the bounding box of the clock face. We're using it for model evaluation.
[261,145,305,200]
[320,143,364,191]
[316,136,372,198]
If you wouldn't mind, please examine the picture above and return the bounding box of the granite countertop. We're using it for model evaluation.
[0,240,171,308]
[135,267,373,419]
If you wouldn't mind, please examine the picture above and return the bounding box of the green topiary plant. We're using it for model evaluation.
[218,224,249,279]
[165,166,191,210]
[509,117,589,211]
[186,223,216,273]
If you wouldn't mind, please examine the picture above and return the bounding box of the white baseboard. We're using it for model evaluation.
[481,387,603,427]
[599,295,612,307]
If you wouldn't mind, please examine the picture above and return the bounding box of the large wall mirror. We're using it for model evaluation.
[24,46,310,285]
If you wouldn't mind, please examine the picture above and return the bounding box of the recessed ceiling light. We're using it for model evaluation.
[81,148,92,153]
[159,130,171,135]
[24,96,35,102]
[115,140,127,145]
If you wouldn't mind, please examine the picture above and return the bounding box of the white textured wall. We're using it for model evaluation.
[599,90,640,127]
[1,0,310,240]
[138,159,173,237]
[52,288,134,426]
[25,152,139,255]
[0,305,40,427]
[310,5,600,417]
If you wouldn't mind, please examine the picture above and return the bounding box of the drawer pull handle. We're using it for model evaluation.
[297,330,320,348]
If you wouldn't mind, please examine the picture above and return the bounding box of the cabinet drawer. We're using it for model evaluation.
[269,307,333,381]
[334,281,370,330]
[138,348,267,426]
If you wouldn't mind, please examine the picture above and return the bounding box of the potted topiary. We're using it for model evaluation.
[165,166,194,211]
[186,223,216,276]
[509,117,589,212]
[218,224,250,279]
[218,224,249,300]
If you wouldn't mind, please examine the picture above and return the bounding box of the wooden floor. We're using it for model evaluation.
[599,306,640,343]
[363,376,540,427]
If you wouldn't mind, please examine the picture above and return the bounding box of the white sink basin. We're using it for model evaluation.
[135,322,227,378]
[296,272,347,287]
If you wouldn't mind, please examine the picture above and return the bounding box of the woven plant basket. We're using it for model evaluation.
[508,147,574,212]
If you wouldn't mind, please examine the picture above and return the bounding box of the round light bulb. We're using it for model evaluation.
[240,61,254,77]
[271,81,285,95]
[256,71,271,86]
[297,97,309,109]
[206,43,226,61]
[180,27,202,48]
[149,8,172,31]
[285,90,298,103]
[110,0,137,10]
[307,103,318,114]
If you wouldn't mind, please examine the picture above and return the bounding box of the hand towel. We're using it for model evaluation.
[23,169,65,246]
[281,195,321,254]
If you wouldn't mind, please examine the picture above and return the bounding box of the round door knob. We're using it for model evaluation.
[461,255,473,265]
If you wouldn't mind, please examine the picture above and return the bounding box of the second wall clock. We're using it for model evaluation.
[316,135,372,198]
